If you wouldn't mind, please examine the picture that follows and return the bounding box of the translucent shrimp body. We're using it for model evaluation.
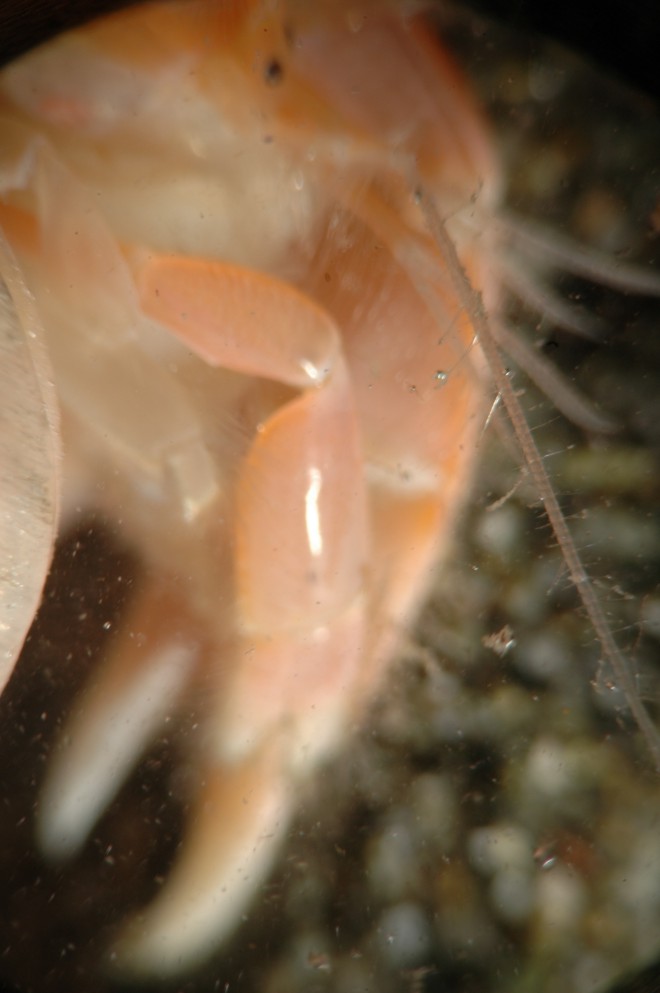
[0,0,505,974]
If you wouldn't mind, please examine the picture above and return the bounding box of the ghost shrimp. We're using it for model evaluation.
[0,0,659,978]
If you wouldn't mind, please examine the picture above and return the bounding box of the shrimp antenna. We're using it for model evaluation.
[416,184,660,773]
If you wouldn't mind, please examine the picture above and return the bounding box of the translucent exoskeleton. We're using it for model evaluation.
[0,2,659,991]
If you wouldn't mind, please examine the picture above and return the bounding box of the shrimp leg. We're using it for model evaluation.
[39,251,369,974]
[0,232,60,694]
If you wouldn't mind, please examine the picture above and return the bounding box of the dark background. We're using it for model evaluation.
[470,0,659,100]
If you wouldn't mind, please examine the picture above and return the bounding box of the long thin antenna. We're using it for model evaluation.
[418,186,660,773]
